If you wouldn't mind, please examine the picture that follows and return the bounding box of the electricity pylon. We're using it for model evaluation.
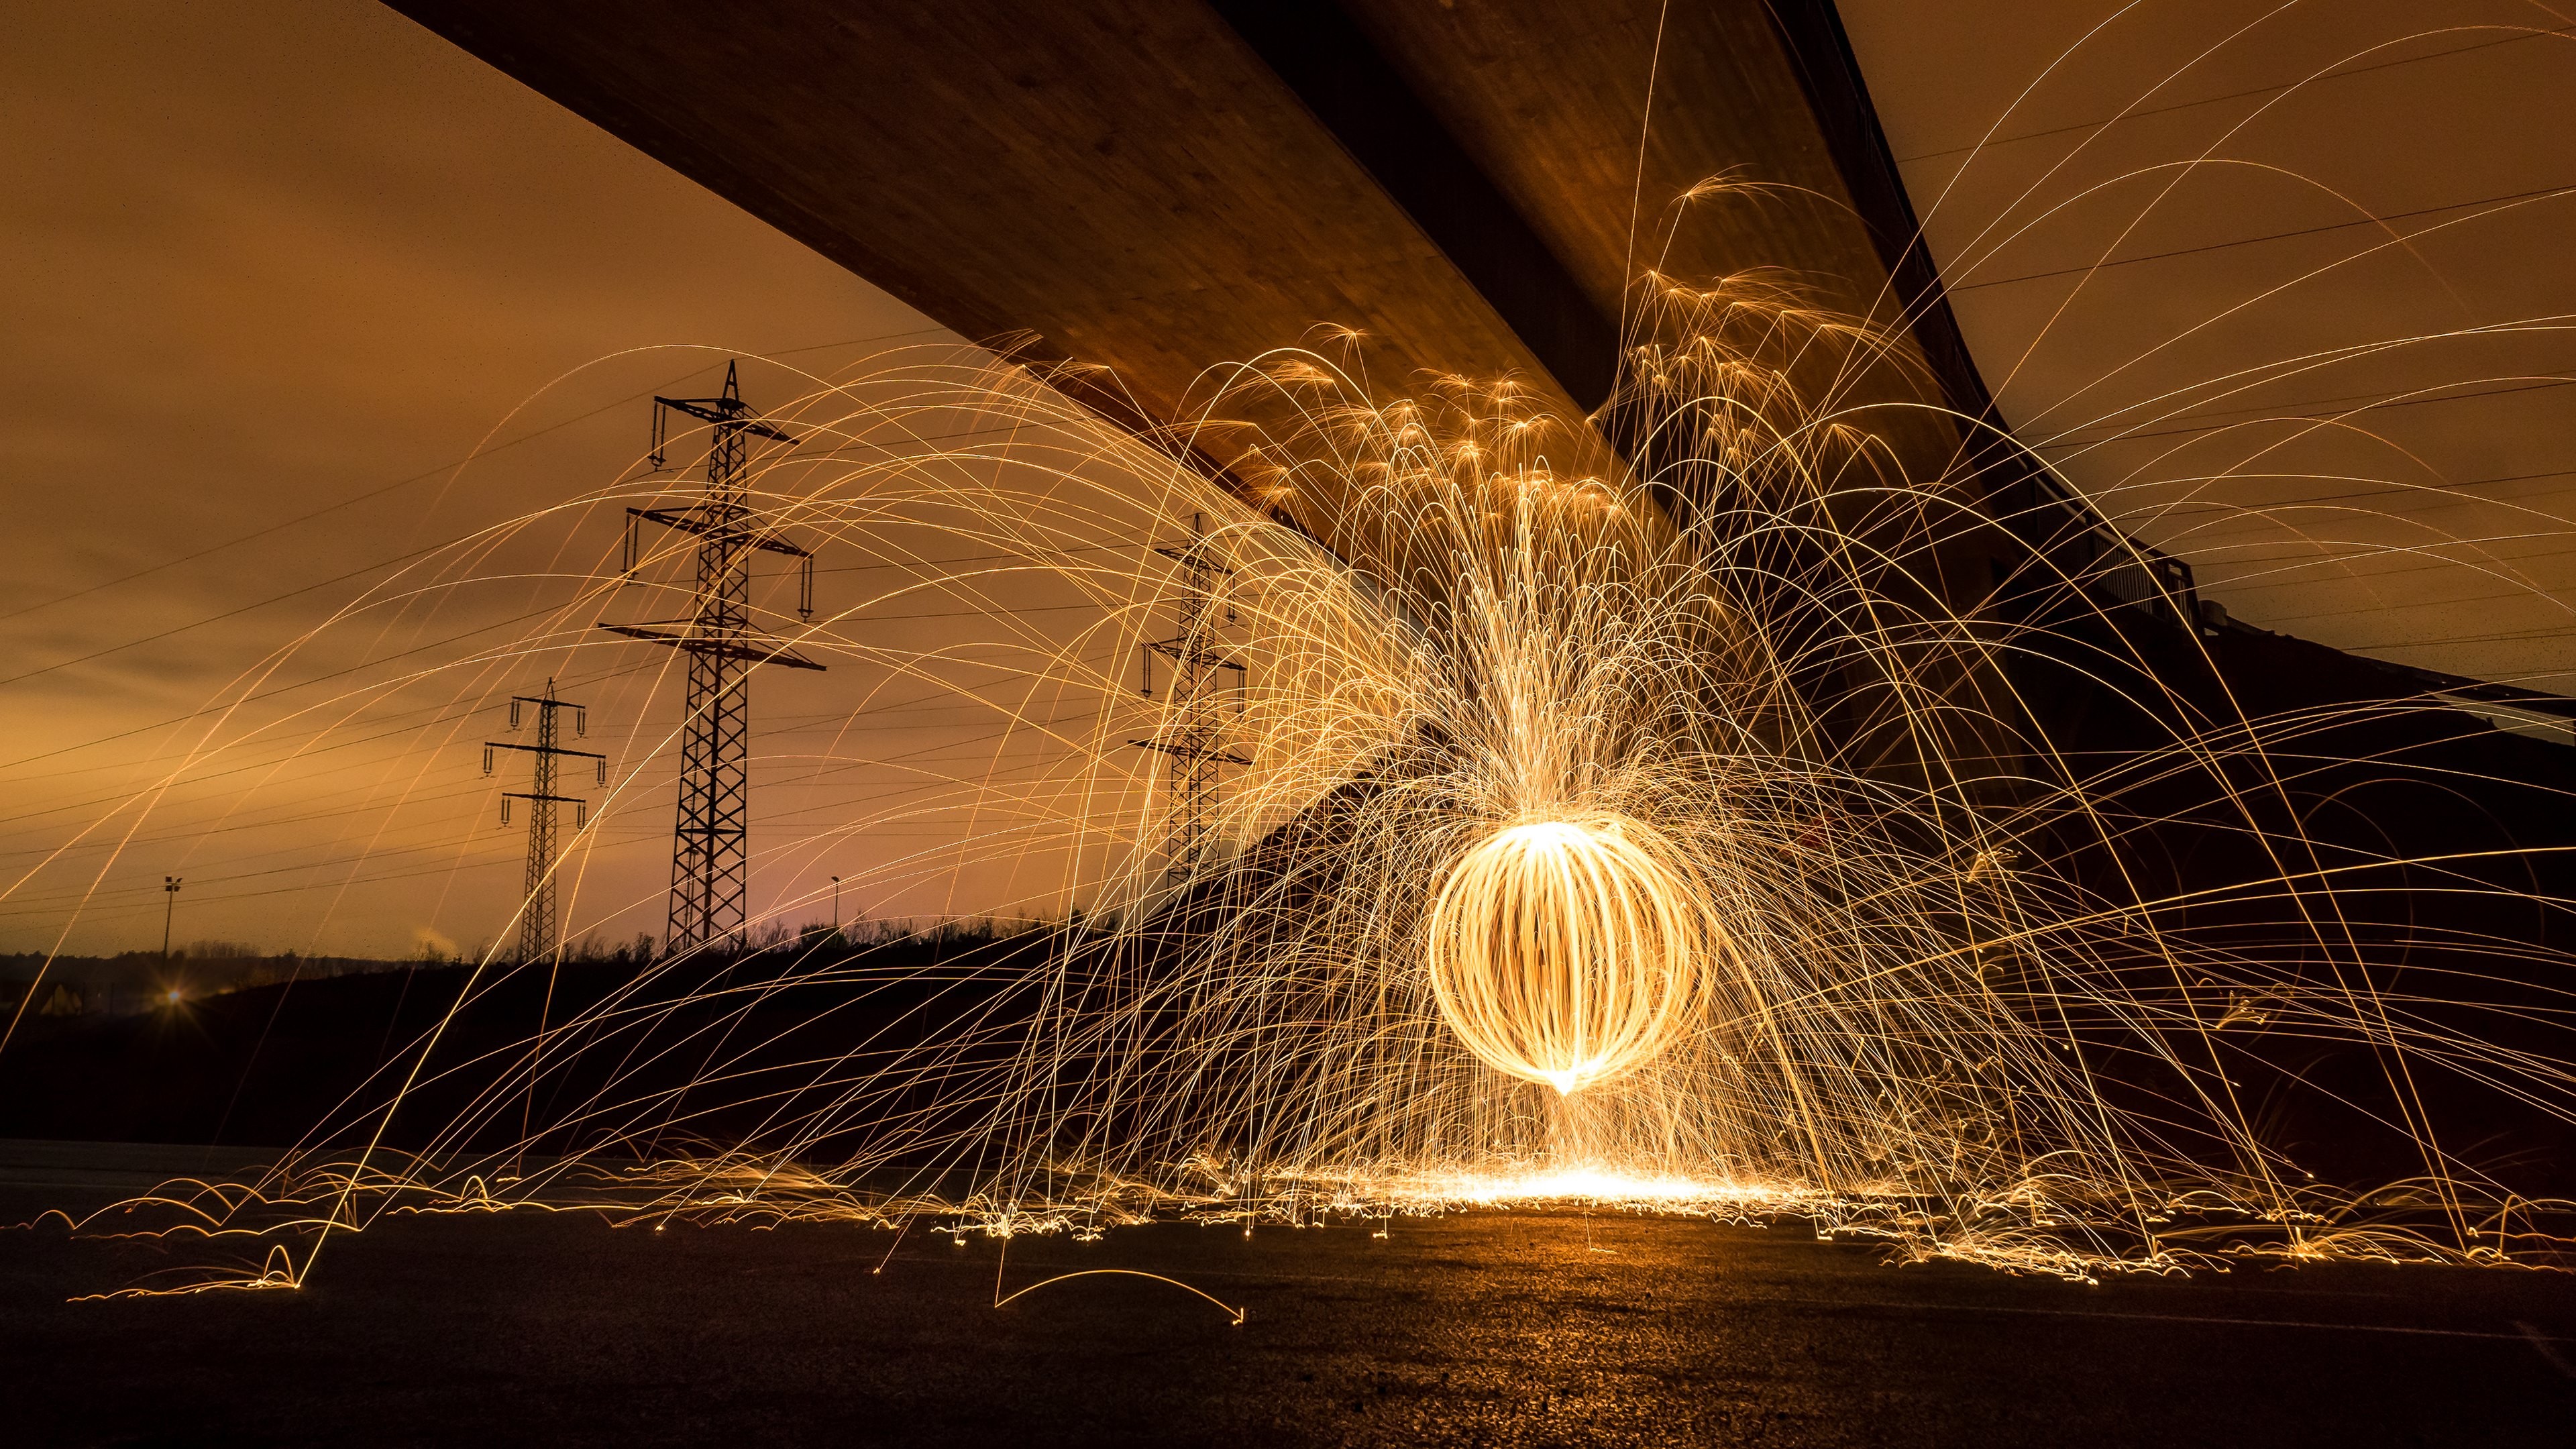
[484,680,606,965]
[602,361,822,955]
[1132,512,1249,875]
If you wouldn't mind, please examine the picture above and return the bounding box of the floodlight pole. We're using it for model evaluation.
[160,876,181,961]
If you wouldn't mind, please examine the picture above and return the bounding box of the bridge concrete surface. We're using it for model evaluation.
[380,0,2576,743]
[4,1138,2572,1448]
[383,0,2015,597]
[384,1,1860,415]
[10,8,2564,1446]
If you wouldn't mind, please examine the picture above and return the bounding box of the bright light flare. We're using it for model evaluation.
[1424,816,1708,1094]
[1395,1166,1748,1206]
[53,232,2576,1290]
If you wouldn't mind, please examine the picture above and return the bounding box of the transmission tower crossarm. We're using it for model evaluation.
[1151,540,1236,573]
[623,504,812,557]
[1143,637,1248,672]
[484,739,608,790]
[480,680,596,965]
[652,394,797,444]
[1128,737,1252,767]
[499,789,590,827]
[596,621,826,670]
[486,740,607,763]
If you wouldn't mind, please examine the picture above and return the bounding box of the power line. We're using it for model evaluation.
[0,328,949,627]
[2137,464,2576,516]
[0,579,1121,780]
[1896,26,2571,164]
[0,667,1139,878]
[2041,375,2576,447]
[0,543,445,692]
[1954,180,2576,292]
[0,716,1099,918]
[0,696,1126,865]
[0,428,1122,694]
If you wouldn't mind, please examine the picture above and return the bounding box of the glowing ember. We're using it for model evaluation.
[1424,818,1706,1093]
[54,230,2576,1291]
[1390,1165,1743,1206]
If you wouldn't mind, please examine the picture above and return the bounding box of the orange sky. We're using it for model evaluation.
[0,2,1126,959]
[12,0,2576,957]
[1842,0,2576,688]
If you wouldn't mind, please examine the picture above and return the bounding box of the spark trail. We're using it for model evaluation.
[23,265,2576,1293]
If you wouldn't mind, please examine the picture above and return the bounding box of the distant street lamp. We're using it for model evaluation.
[830,875,841,935]
[161,876,182,961]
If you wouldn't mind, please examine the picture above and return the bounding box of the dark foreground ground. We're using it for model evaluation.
[3,1140,2571,1448]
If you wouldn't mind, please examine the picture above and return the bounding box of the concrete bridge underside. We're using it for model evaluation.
[385,2,1984,499]
[383,7,2576,1148]
[387,0,2575,758]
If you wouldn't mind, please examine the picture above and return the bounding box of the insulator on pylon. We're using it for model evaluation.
[601,362,816,955]
[482,682,603,966]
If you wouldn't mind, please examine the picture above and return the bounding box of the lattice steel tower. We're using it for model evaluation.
[604,362,821,955]
[484,680,605,965]
[1132,512,1248,874]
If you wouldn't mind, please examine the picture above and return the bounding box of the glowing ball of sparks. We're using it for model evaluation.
[1424,817,1706,1094]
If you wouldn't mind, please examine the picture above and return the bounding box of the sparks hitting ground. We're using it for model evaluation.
[25,246,2576,1294]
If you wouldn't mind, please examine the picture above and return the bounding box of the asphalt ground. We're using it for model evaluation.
[3,1139,2571,1448]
